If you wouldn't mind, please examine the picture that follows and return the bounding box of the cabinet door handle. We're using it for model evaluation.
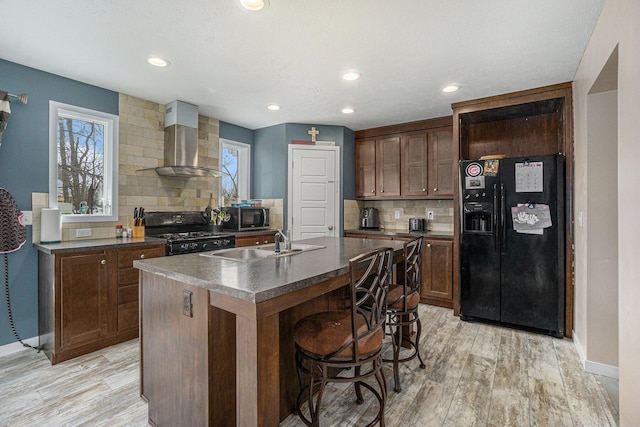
[433,188,438,192]
[264,239,269,243]
[371,189,375,193]
[380,188,384,193]
[101,259,107,265]
[422,188,426,192]
[427,244,431,248]
[328,225,334,230]
[255,241,260,245]
[140,254,145,259]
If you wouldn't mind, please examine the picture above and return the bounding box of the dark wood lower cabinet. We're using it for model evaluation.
[59,251,111,349]
[420,239,454,308]
[345,232,454,308]
[38,243,164,364]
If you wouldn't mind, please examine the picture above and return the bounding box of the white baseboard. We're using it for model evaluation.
[0,337,39,358]
[572,329,619,379]
[572,329,587,368]
[584,360,619,379]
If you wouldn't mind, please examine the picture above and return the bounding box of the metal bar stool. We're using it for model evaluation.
[384,236,426,392]
[293,246,393,426]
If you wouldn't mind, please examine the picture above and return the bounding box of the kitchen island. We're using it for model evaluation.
[134,236,405,427]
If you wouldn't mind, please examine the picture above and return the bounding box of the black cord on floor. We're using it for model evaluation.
[3,254,42,352]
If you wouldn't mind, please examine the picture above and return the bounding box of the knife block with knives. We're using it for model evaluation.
[132,207,145,237]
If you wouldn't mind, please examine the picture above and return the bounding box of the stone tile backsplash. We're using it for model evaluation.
[33,93,222,242]
[350,199,454,233]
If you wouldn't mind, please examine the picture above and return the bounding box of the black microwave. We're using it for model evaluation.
[222,207,270,231]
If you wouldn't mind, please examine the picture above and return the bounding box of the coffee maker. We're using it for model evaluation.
[360,207,380,229]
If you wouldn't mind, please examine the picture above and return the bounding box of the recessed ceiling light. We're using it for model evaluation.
[267,104,280,111]
[239,0,268,11]
[147,57,170,67]
[342,108,355,114]
[442,85,459,93]
[342,71,361,81]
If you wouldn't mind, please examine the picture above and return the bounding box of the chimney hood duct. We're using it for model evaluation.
[154,100,225,178]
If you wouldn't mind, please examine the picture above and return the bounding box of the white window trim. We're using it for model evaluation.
[49,101,119,223]
[219,138,251,204]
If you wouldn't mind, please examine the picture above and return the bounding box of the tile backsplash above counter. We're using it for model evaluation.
[344,199,454,234]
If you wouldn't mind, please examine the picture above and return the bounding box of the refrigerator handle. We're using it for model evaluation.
[493,183,499,252]
[500,183,506,253]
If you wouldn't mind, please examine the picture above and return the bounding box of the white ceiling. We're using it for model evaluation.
[1,0,604,131]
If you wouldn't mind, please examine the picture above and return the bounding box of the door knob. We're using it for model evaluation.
[328,225,334,230]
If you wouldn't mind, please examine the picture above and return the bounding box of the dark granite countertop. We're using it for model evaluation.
[34,237,166,254]
[344,228,454,239]
[134,236,405,304]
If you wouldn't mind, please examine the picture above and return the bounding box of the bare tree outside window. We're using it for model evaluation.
[221,146,238,205]
[57,116,105,214]
[49,101,118,223]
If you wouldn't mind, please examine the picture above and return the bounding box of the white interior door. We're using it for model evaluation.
[287,145,340,241]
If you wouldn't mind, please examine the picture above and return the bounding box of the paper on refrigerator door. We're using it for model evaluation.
[515,161,543,192]
[511,204,552,234]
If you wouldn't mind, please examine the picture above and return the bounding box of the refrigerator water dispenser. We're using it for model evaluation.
[463,202,493,233]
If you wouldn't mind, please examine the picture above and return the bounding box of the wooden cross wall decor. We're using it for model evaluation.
[308,127,319,142]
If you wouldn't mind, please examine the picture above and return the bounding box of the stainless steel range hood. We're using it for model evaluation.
[155,100,224,178]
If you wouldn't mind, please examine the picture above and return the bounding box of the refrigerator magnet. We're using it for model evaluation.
[484,159,499,176]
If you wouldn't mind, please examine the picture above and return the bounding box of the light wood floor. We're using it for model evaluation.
[0,305,618,426]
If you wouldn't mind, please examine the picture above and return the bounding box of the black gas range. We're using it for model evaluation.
[144,211,235,256]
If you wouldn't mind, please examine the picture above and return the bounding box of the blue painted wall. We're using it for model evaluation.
[0,59,118,346]
[252,123,356,228]
[220,121,254,146]
[0,57,355,348]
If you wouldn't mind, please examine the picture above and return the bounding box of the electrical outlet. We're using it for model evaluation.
[427,211,435,220]
[394,209,401,219]
[76,228,92,237]
[21,211,33,226]
[183,290,193,317]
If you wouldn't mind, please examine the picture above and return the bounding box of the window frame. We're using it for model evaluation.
[48,101,119,223]
[219,138,251,205]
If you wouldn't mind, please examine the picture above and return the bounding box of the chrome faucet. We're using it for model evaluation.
[274,230,290,254]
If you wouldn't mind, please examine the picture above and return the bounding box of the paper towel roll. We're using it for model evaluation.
[41,208,61,243]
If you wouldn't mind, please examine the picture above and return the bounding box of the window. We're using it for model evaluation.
[49,101,119,222]
[219,139,250,205]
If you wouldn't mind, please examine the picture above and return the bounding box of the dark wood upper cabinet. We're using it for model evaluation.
[376,136,401,197]
[356,116,454,200]
[355,139,376,198]
[401,132,429,197]
[428,128,454,197]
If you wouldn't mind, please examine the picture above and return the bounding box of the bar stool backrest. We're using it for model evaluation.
[348,247,393,360]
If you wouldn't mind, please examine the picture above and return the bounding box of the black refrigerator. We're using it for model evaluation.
[459,154,565,337]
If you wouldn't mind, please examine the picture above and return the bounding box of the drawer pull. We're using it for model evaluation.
[140,254,145,259]
[101,259,107,265]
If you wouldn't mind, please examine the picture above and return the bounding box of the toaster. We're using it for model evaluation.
[408,218,425,232]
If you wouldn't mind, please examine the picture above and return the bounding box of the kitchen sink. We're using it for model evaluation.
[199,243,325,262]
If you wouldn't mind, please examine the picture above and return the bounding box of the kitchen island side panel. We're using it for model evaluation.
[141,272,235,427]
